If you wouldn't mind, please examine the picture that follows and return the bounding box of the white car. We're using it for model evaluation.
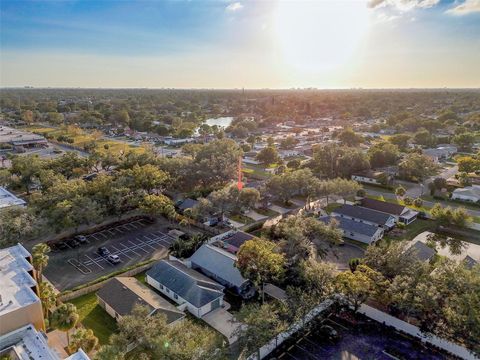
[107,254,121,264]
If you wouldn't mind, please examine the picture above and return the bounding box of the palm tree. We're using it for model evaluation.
[69,328,98,354]
[32,243,51,281]
[50,303,79,346]
[39,281,57,320]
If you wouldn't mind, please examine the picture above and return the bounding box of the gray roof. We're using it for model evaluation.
[407,241,436,262]
[96,277,185,324]
[224,231,255,249]
[190,244,247,288]
[332,204,394,226]
[178,198,199,211]
[146,260,224,308]
[360,198,406,216]
[320,216,381,237]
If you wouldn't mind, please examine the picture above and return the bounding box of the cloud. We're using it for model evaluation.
[368,0,440,11]
[446,0,480,15]
[376,12,400,21]
[225,2,243,12]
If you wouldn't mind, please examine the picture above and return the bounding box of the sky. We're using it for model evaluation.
[1,0,479,89]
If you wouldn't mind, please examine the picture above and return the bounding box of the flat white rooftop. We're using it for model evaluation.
[0,244,39,317]
[0,324,90,360]
[0,187,26,209]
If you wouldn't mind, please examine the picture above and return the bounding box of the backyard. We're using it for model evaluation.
[24,126,145,155]
[68,292,118,345]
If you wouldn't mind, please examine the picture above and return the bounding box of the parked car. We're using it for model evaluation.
[107,254,121,264]
[318,325,339,341]
[75,235,88,244]
[97,247,110,257]
[57,242,69,250]
[66,239,80,248]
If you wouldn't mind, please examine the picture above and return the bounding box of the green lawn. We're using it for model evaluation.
[255,207,280,217]
[230,214,254,224]
[325,202,342,214]
[384,219,436,242]
[68,292,118,345]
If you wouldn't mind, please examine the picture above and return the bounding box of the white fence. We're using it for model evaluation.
[358,304,479,360]
[246,300,478,360]
[246,300,333,360]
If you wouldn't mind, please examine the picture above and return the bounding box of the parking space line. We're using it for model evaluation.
[140,239,157,251]
[85,254,104,269]
[120,224,131,231]
[126,241,144,255]
[91,233,102,241]
[125,223,137,229]
[111,244,133,259]
[118,243,137,257]
[113,227,124,234]
[68,258,92,274]
[132,239,149,253]
[97,231,109,239]
[107,229,117,235]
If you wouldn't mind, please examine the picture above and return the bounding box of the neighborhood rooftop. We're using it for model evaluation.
[0,244,38,317]
[360,197,407,216]
[332,204,393,225]
[96,277,185,324]
[146,260,224,308]
[320,216,381,237]
[0,187,26,209]
[190,244,247,288]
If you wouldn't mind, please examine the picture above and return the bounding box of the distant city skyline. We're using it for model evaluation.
[1,0,479,88]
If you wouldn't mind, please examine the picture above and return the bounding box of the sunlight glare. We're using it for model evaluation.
[274,1,370,73]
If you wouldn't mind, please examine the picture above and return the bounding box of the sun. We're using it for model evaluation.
[274,1,370,74]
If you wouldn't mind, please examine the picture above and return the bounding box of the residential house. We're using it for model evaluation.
[208,230,255,254]
[405,241,436,262]
[451,185,480,203]
[190,244,255,299]
[423,145,457,163]
[96,277,185,324]
[359,198,418,225]
[0,244,44,336]
[320,215,384,244]
[176,198,199,213]
[0,187,26,210]
[331,204,396,230]
[146,260,224,318]
[351,170,392,186]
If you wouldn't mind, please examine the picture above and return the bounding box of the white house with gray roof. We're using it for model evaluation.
[190,244,255,299]
[331,204,396,230]
[320,216,384,244]
[146,260,224,318]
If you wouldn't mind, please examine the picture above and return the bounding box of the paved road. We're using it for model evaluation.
[366,187,480,218]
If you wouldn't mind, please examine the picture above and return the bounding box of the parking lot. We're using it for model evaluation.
[44,218,178,291]
[268,313,449,360]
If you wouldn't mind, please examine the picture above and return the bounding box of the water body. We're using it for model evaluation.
[205,116,233,128]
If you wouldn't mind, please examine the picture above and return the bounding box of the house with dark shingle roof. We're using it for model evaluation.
[360,198,418,225]
[96,277,185,324]
[209,230,255,254]
[331,204,396,230]
[320,216,384,244]
[146,260,225,318]
[405,241,436,262]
